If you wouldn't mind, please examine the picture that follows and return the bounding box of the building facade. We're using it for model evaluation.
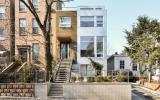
[107,53,140,77]
[0,0,14,65]
[14,0,60,69]
[76,6,107,76]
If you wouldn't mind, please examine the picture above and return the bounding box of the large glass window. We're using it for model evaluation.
[97,36,103,57]
[32,18,39,34]
[120,60,125,69]
[19,19,26,35]
[80,16,94,27]
[97,16,103,27]
[32,0,38,10]
[80,36,94,57]
[32,43,39,63]
[19,0,25,11]
[59,17,71,28]
[0,28,4,40]
[0,6,4,19]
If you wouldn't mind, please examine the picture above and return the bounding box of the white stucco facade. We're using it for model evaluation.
[76,6,107,76]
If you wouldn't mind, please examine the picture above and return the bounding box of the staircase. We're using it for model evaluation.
[48,59,72,100]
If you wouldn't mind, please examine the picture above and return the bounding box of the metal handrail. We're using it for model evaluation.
[53,58,62,82]
[68,58,73,83]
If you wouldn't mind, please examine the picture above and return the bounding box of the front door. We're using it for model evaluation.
[60,43,70,59]
[19,48,28,62]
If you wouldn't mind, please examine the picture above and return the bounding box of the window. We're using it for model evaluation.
[120,60,125,69]
[19,19,26,35]
[32,18,39,34]
[19,0,25,11]
[80,36,94,57]
[59,17,71,28]
[0,6,4,19]
[32,43,39,63]
[97,16,103,27]
[132,64,137,71]
[0,28,4,40]
[80,8,94,10]
[97,36,103,57]
[32,0,38,10]
[80,16,94,27]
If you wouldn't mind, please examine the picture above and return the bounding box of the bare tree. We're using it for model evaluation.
[20,0,72,80]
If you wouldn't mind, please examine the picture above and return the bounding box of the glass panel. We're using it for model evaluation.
[97,16,103,27]
[32,43,39,63]
[32,0,38,10]
[19,1,25,11]
[60,17,71,27]
[97,36,103,57]
[0,28,4,40]
[20,19,26,27]
[80,36,94,57]
[80,16,94,27]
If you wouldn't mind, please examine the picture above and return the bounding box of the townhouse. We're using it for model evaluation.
[0,0,107,77]
[14,0,61,69]
[0,0,14,66]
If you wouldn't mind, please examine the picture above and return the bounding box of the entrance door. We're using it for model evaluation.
[60,43,70,59]
[19,48,28,62]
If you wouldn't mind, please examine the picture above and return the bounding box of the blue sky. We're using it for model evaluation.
[64,0,160,55]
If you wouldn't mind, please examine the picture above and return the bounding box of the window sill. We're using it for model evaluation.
[32,34,41,36]
[19,11,27,13]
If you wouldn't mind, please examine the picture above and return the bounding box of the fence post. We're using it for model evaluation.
[112,70,113,82]
[128,70,129,83]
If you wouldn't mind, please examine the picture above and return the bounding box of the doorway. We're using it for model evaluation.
[60,43,70,59]
[19,48,28,62]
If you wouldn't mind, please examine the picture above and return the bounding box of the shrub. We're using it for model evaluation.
[115,75,125,82]
[95,76,104,82]
[78,77,84,82]
[87,77,95,82]
[70,77,76,83]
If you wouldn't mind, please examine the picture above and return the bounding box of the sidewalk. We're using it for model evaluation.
[132,83,160,96]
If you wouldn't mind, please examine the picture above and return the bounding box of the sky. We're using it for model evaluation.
[64,0,160,55]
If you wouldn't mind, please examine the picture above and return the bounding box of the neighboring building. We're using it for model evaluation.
[107,53,140,77]
[0,0,14,65]
[76,6,107,76]
[14,0,61,69]
[55,10,77,63]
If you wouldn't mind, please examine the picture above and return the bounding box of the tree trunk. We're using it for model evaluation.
[45,31,53,81]
[148,65,152,83]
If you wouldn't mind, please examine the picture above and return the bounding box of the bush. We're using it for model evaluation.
[87,77,95,82]
[70,77,76,83]
[115,75,125,82]
[95,76,104,82]
[78,77,84,82]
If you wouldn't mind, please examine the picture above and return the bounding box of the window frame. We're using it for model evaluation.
[96,16,103,27]
[59,16,71,28]
[80,16,94,27]
[96,36,104,57]
[32,18,39,35]
[120,60,125,69]
[0,28,4,40]
[80,36,95,57]
[32,43,40,64]
[19,0,26,11]
[19,18,27,36]
[0,5,5,19]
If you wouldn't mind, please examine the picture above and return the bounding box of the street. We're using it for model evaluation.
[132,85,160,100]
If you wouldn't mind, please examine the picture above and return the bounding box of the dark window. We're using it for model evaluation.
[120,60,125,69]
[133,64,137,71]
